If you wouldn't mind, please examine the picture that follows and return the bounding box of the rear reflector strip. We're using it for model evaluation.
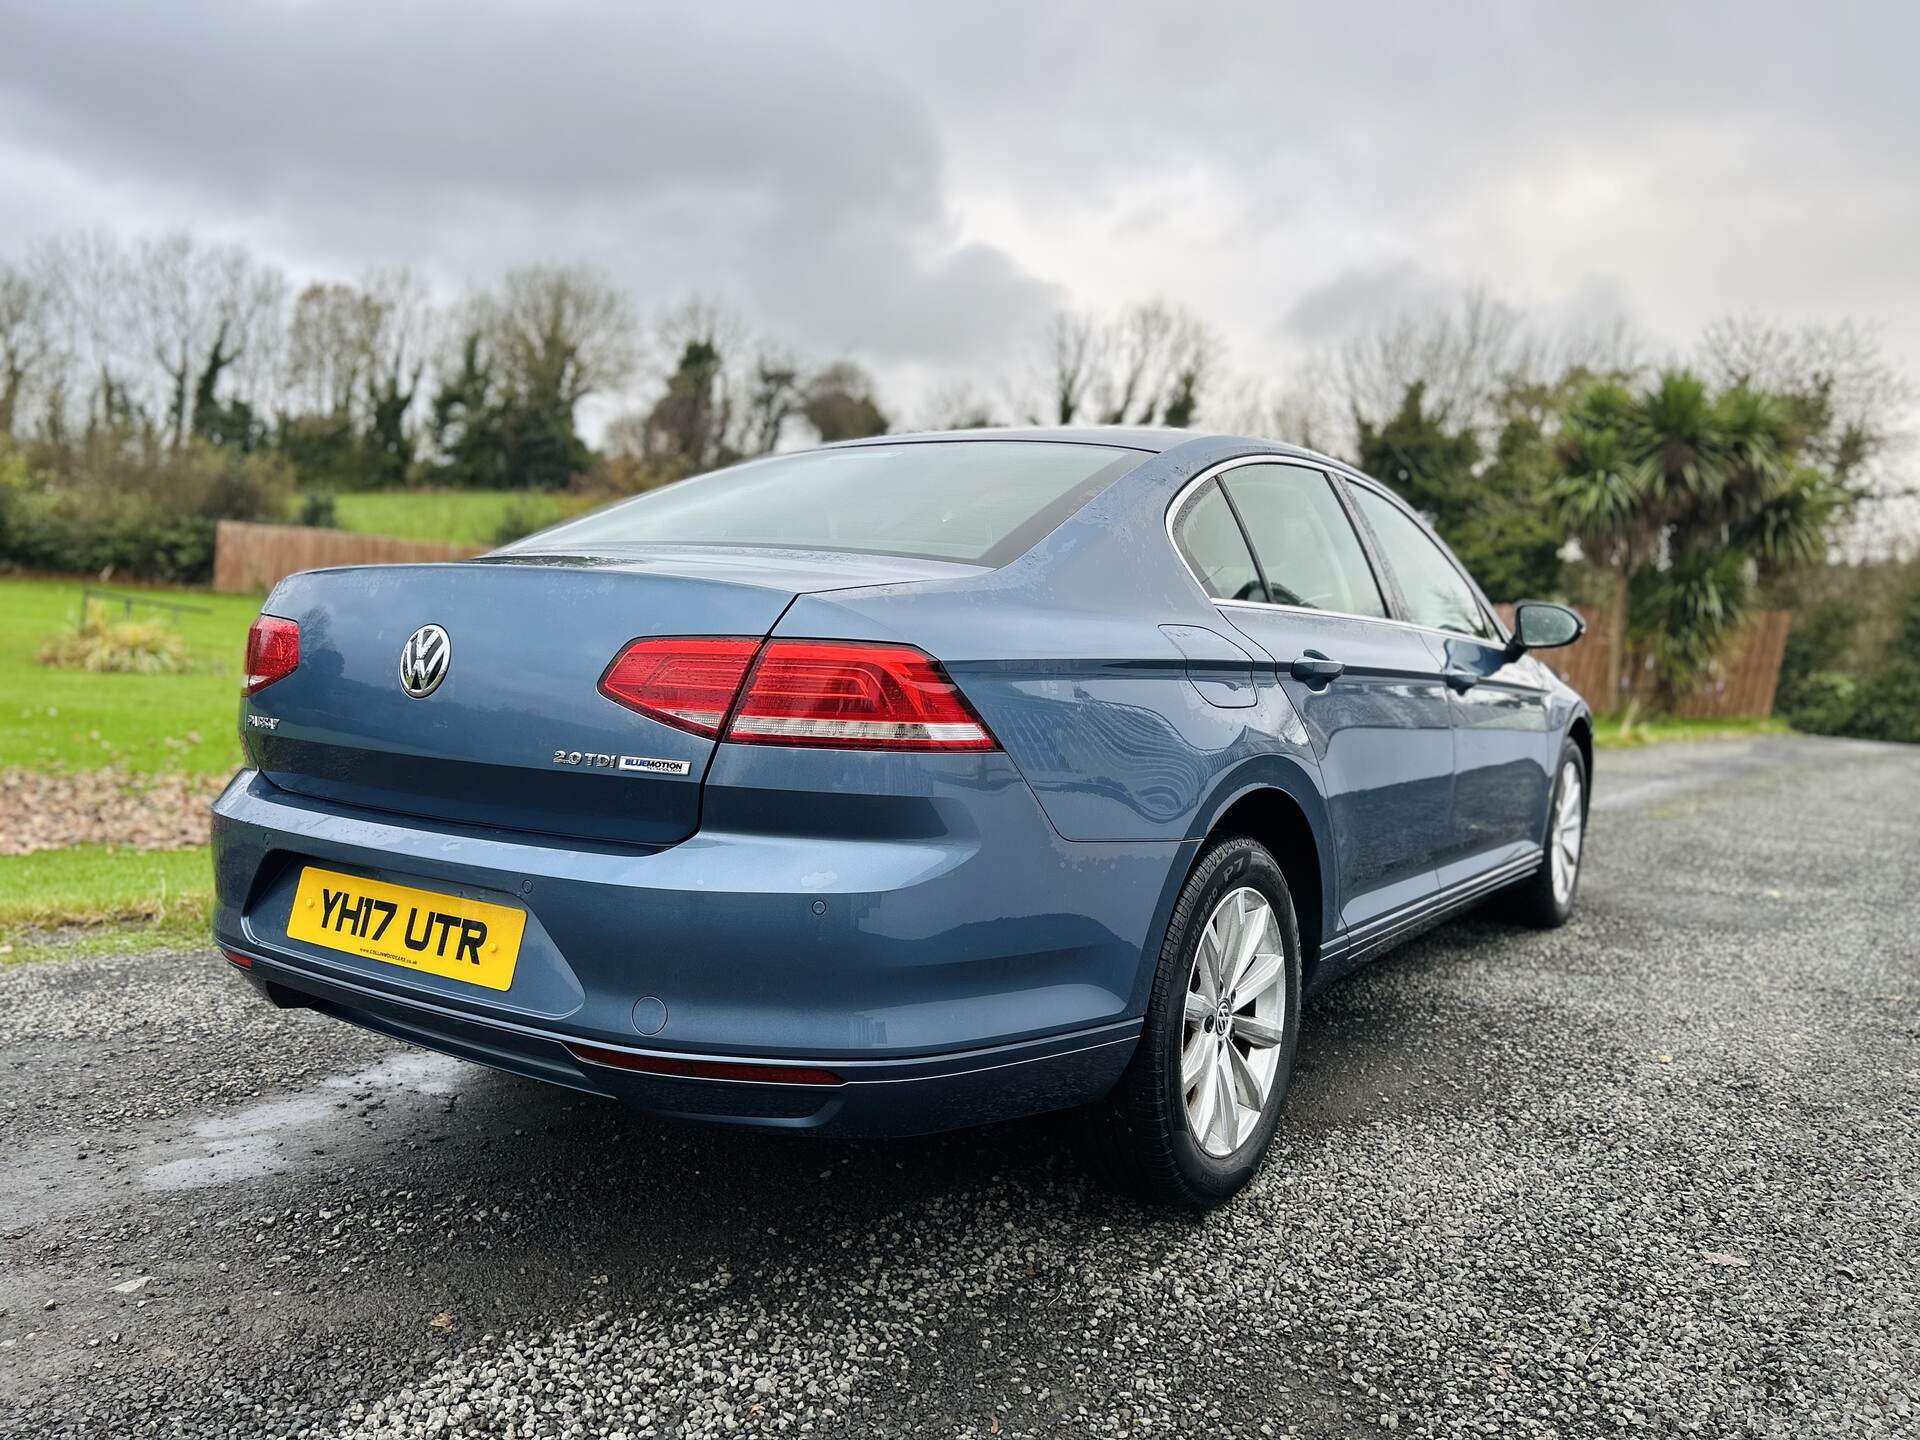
[223,949,254,970]
[567,1042,844,1087]
[726,716,990,746]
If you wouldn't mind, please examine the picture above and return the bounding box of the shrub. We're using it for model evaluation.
[297,490,339,528]
[492,493,593,545]
[1847,660,1920,745]
[40,614,188,674]
[0,434,293,583]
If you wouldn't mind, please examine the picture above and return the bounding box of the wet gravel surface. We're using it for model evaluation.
[0,735,1915,1439]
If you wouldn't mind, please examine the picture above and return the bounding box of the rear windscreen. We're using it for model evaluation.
[504,441,1143,566]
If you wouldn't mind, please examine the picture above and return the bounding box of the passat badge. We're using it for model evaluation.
[400,624,451,698]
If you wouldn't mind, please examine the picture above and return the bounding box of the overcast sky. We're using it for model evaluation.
[2,1,1915,430]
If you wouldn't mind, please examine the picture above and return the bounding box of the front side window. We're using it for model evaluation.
[1172,480,1265,602]
[1350,486,1493,638]
[1218,464,1387,618]
[507,441,1143,567]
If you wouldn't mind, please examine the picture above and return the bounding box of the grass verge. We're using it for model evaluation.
[1592,714,1793,749]
[0,843,213,964]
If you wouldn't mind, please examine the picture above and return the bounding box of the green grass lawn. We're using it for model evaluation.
[334,489,604,546]
[1,577,258,775]
[0,843,212,930]
[1592,713,1792,749]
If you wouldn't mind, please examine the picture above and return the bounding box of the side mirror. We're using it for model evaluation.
[1509,601,1585,654]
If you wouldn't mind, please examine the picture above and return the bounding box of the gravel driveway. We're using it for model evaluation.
[1,735,1915,1439]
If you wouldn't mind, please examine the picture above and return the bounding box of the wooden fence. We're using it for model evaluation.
[1495,605,1792,718]
[213,521,485,594]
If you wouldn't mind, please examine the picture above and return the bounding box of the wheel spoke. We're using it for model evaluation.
[1184,989,1213,1025]
[1189,1049,1221,1139]
[1193,921,1222,1003]
[1235,950,1284,1006]
[1232,1013,1285,1048]
[1227,1040,1267,1115]
[1180,1030,1211,1088]
[1226,896,1269,990]
[1209,1050,1239,1152]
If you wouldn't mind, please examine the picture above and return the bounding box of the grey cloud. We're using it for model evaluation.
[0,0,1915,413]
[1280,262,1458,343]
[0,1,1056,366]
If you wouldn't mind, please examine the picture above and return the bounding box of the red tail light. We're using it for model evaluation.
[599,637,761,737]
[244,615,300,695]
[598,637,997,752]
[730,640,995,751]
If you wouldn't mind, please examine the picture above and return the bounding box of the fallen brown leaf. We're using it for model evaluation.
[0,766,226,856]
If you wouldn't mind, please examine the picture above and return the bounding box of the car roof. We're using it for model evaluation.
[828,426,1346,468]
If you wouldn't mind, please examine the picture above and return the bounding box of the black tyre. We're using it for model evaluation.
[1504,738,1588,928]
[1098,835,1303,1210]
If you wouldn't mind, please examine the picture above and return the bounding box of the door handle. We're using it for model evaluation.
[1443,667,1480,692]
[1289,652,1345,686]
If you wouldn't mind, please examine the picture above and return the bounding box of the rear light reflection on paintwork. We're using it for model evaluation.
[243,615,300,695]
[567,1042,844,1087]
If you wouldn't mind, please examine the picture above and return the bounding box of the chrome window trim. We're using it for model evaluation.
[1336,471,1513,648]
[1164,455,1513,652]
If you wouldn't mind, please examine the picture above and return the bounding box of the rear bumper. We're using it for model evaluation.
[210,754,1183,1135]
[226,949,1137,1136]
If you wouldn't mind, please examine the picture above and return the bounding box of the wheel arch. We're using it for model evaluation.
[1191,762,1334,983]
[1568,710,1594,809]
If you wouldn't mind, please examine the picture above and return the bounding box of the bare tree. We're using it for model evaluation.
[738,352,803,456]
[285,282,379,419]
[1039,312,1096,424]
[1024,301,1217,428]
[129,231,285,446]
[1336,288,1531,433]
[917,381,1000,431]
[0,257,56,438]
[35,229,137,436]
[483,264,638,410]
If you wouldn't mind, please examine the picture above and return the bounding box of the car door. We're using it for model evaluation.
[1345,481,1555,888]
[1171,460,1454,938]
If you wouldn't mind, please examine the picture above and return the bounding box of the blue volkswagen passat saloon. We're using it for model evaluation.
[213,430,1591,1208]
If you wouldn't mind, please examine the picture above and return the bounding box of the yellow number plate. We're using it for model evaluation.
[286,866,527,991]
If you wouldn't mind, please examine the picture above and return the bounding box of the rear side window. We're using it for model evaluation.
[505,441,1142,567]
[1172,480,1265,602]
[1350,486,1494,638]
[1219,464,1387,619]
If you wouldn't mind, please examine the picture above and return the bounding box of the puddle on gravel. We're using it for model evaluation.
[143,1051,468,1192]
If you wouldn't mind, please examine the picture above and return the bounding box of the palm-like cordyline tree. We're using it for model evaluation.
[1554,371,1846,709]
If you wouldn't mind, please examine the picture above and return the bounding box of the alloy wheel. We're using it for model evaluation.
[1182,886,1287,1158]
[1550,759,1585,905]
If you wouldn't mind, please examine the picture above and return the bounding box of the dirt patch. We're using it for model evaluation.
[0,767,226,855]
